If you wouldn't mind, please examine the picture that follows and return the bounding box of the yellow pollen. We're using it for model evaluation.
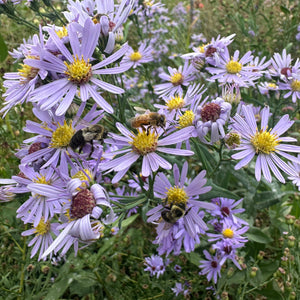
[144,0,153,6]
[166,186,188,205]
[18,56,39,83]
[64,55,92,84]
[33,175,49,185]
[130,131,158,155]
[222,228,234,238]
[170,72,184,86]
[250,129,279,154]
[50,120,75,148]
[166,95,185,111]
[34,217,50,235]
[72,169,93,188]
[55,26,68,39]
[198,44,207,53]
[267,83,277,89]
[178,110,195,128]
[291,80,300,91]
[130,51,142,62]
[226,60,242,74]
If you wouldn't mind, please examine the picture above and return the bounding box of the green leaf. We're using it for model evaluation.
[0,33,8,62]
[280,5,290,14]
[120,213,139,228]
[255,191,296,209]
[184,251,201,266]
[246,227,273,244]
[44,277,73,300]
[199,181,240,201]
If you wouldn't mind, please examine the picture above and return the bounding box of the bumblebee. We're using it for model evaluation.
[69,125,108,154]
[161,202,186,224]
[130,112,166,134]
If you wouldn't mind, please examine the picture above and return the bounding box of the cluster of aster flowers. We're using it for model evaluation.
[199,197,249,283]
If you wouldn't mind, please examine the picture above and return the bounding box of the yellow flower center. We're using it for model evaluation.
[226,60,242,74]
[130,131,158,155]
[55,26,68,39]
[64,55,92,84]
[34,217,51,235]
[18,55,39,84]
[130,51,142,62]
[50,120,75,148]
[198,44,207,53]
[222,228,234,238]
[250,129,279,154]
[72,169,93,188]
[170,72,184,86]
[267,83,277,89]
[166,186,188,205]
[166,95,185,111]
[144,0,153,6]
[291,80,300,91]
[226,133,241,147]
[33,175,50,184]
[178,110,195,128]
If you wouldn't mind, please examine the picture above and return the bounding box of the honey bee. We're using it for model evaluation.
[69,125,108,154]
[130,112,166,134]
[161,202,186,226]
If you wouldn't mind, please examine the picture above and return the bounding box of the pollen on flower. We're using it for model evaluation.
[18,56,39,84]
[166,186,188,205]
[200,103,221,122]
[251,129,279,154]
[55,26,68,39]
[130,51,142,62]
[267,83,278,89]
[222,228,234,238]
[34,217,51,235]
[226,60,242,74]
[166,95,185,111]
[33,175,50,185]
[170,72,184,86]
[50,120,75,148]
[198,44,208,53]
[130,131,158,155]
[64,55,92,84]
[226,132,241,147]
[71,189,96,219]
[72,169,93,188]
[291,80,300,91]
[178,110,195,128]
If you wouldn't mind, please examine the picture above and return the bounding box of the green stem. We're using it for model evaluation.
[17,226,27,300]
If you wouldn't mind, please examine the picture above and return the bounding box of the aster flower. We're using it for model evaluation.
[35,178,114,259]
[25,19,131,116]
[199,250,222,283]
[231,105,300,183]
[146,162,216,255]
[171,282,190,297]
[0,179,16,202]
[21,218,60,261]
[100,123,195,183]
[288,154,300,191]
[121,42,154,68]
[278,75,300,103]
[196,97,232,144]
[206,48,259,87]
[258,82,279,98]
[154,60,196,97]
[144,255,165,278]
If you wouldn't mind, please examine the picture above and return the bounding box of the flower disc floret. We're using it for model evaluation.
[222,228,234,238]
[251,130,279,154]
[179,110,195,128]
[55,26,68,39]
[166,186,188,205]
[167,95,185,111]
[170,72,184,86]
[64,55,92,84]
[70,189,96,219]
[50,121,75,148]
[131,131,158,155]
[33,175,49,185]
[226,133,241,147]
[200,103,221,122]
[34,217,51,235]
[291,80,300,91]
[130,51,142,62]
[226,60,242,74]
[18,59,39,84]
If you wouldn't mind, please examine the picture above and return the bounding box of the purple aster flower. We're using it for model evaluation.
[206,48,259,87]
[231,105,300,183]
[25,19,131,116]
[21,218,60,261]
[154,60,196,97]
[288,154,300,191]
[121,42,154,68]
[171,282,190,297]
[36,178,114,259]
[146,162,216,255]
[144,254,165,278]
[269,49,294,79]
[0,179,16,202]
[174,264,182,273]
[278,75,300,103]
[196,97,232,144]
[258,82,279,98]
[199,250,222,283]
[100,123,194,183]
[221,83,241,104]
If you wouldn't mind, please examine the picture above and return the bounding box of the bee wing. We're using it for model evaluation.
[74,119,92,130]
[133,106,148,114]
